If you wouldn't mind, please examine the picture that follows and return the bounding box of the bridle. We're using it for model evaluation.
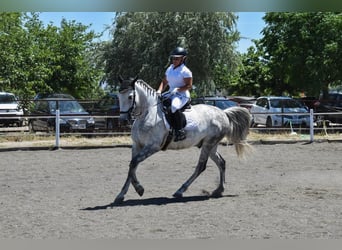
[119,77,138,121]
[120,90,135,121]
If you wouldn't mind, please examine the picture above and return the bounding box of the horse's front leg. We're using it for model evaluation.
[114,145,160,204]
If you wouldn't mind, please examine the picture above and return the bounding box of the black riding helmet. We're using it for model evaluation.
[170,47,187,64]
[170,47,187,57]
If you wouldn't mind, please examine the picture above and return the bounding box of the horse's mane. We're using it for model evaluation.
[135,79,157,98]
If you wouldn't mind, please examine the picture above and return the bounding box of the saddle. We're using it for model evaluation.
[160,95,191,130]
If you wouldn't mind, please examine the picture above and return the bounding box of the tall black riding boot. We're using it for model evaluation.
[173,110,186,142]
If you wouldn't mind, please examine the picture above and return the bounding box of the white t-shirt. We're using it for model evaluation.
[165,64,192,97]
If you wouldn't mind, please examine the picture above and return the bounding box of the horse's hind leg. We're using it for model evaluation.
[173,145,210,198]
[209,146,226,198]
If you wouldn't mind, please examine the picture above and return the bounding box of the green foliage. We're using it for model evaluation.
[103,12,240,95]
[0,12,104,105]
[259,12,342,97]
[230,45,271,96]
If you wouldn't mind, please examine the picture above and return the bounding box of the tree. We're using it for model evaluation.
[0,13,31,97]
[0,12,105,103]
[259,12,342,97]
[103,12,240,95]
[229,45,271,96]
[43,18,104,99]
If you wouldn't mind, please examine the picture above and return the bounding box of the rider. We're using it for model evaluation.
[156,47,193,142]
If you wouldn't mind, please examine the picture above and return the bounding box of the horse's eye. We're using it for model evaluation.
[128,96,133,100]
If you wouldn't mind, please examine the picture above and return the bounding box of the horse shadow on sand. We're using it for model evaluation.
[81,194,238,211]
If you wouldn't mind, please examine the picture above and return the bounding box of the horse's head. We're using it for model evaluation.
[118,75,138,122]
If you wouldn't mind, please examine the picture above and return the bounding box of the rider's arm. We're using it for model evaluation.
[178,77,192,92]
[157,77,168,93]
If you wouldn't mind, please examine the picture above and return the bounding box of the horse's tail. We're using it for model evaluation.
[224,106,252,157]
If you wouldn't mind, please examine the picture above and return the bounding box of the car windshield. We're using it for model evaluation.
[51,100,86,113]
[270,99,305,109]
[0,94,16,104]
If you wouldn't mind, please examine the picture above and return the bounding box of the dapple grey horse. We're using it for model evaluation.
[114,77,251,204]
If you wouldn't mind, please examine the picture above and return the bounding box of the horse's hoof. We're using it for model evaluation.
[211,190,223,198]
[173,191,183,198]
[113,196,124,204]
[135,185,144,197]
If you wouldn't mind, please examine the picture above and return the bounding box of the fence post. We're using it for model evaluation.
[55,108,60,149]
[309,109,314,143]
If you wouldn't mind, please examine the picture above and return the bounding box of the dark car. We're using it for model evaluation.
[88,93,131,131]
[314,92,342,125]
[191,96,239,110]
[28,96,95,133]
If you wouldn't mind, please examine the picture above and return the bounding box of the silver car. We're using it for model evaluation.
[251,96,310,127]
[0,92,24,127]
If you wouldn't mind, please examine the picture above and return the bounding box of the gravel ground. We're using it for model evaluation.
[0,142,341,239]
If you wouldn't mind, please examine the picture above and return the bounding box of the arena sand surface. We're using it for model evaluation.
[0,142,341,239]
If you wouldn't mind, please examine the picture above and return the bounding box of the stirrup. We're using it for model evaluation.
[174,129,186,142]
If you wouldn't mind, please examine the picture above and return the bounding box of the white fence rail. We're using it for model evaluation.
[1,109,342,148]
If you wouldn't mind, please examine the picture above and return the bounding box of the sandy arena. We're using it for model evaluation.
[0,142,341,239]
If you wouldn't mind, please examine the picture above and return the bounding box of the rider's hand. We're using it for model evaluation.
[171,88,179,95]
[156,90,161,97]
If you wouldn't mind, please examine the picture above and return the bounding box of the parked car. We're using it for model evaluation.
[313,92,342,125]
[250,96,310,128]
[87,93,131,131]
[0,92,24,127]
[191,96,239,110]
[88,93,120,130]
[28,95,95,133]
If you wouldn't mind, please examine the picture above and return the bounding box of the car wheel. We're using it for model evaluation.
[266,116,273,128]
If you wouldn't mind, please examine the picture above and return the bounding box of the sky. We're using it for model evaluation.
[38,12,265,54]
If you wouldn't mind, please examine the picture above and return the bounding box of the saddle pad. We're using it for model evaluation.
[163,108,199,131]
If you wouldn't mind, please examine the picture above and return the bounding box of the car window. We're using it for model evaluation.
[284,99,306,109]
[256,98,269,109]
[270,99,282,108]
[0,94,16,104]
[57,100,85,112]
[35,101,49,113]
[328,94,342,107]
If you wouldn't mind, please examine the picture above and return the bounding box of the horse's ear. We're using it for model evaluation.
[131,75,138,87]
[118,75,123,83]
